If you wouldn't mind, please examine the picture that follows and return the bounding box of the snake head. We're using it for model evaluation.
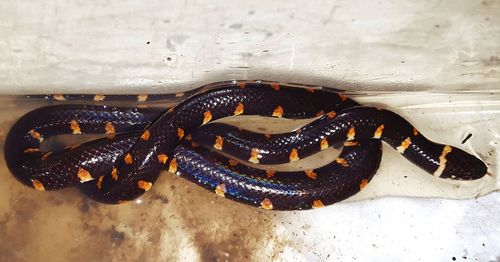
[439,147,488,180]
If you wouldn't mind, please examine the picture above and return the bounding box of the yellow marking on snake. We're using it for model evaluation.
[320,138,329,150]
[41,152,52,160]
[213,136,224,150]
[177,128,184,140]
[360,179,369,190]
[157,154,168,164]
[169,158,177,173]
[175,92,185,97]
[70,120,82,135]
[140,130,151,141]
[373,124,384,139]
[124,153,133,164]
[215,183,226,197]
[312,200,325,209]
[137,180,153,191]
[203,111,212,124]
[32,179,45,191]
[260,198,273,210]
[105,122,116,137]
[326,111,336,119]
[336,158,349,167]
[271,82,280,91]
[305,170,318,180]
[272,106,284,117]
[433,145,453,177]
[96,176,104,190]
[24,148,40,153]
[344,141,359,147]
[77,168,93,182]
[249,148,260,164]
[111,167,119,180]
[29,129,43,142]
[234,102,245,115]
[347,127,356,141]
[289,148,300,162]
[228,159,239,166]
[93,94,105,101]
[396,137,412,153]
[137,94,148,102]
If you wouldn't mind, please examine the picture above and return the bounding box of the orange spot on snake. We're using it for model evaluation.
[24,148,40,153]
[124,153,133,164]
[237,82,246,89]
[339,94,348,101]
[29,129,43,142]
[111,167,118,180]
[77,168,93,182]
[53,94,66,101]
[214,136,224,150]
[316,110,325,117]
[359,179,369,190]
[336,158,349,167]
[272,106,284,117]
[320,138,329,150]
[70,119,82,135]
[215,183,226,197]
[266,170,276,178]
[413,127,419,136]
[184,134,192,141]
[260,198,273,210]
[264,134,271,139]
[203,111,212,124]
[249,148,260,164]
[305,170,318,180]
[234,102,245,115]
[137,180,153,191]
[137,94,148,102]
[343,141,359,147]
[157,154,169,164]
[312,199,325,209]
[326,111,336,119]
[93,94,105,101]
[434,145,453,177]
[169,158,178,173]
[306,88,315,93]
[177,128,184,140]
[373,124,384,139]
[105,122,116,138]
[271,82,280,91]
[228,159,239,166]
[140,130,151,141]
[41,152,52,160]
[289,148,300,162]
[347,127,356,140]
[96,176,104,190]
[396,137,412,153]
[32,179,45,191]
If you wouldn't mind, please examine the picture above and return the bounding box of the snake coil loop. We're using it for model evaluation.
[4,81,488,210]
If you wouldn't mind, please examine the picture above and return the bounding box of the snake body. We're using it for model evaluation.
[4,80,488,210]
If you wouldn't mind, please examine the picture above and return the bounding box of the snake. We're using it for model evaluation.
[3,80,488,210]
